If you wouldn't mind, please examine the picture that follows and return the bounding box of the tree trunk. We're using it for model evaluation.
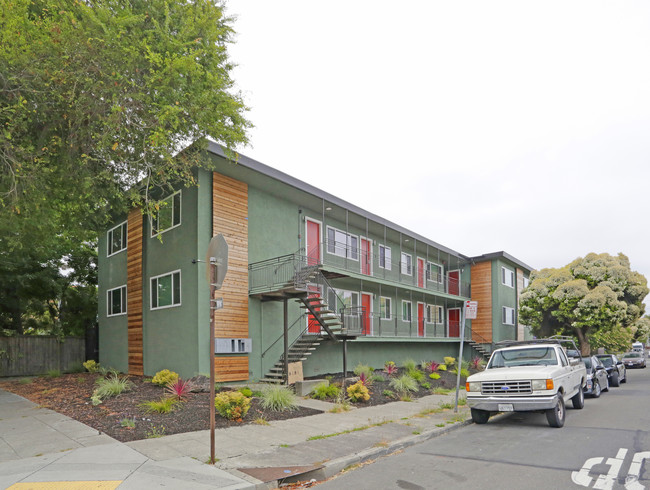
[574,328,590,356]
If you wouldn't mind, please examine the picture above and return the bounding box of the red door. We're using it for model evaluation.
[361,293,372,335]
[448,308,460,337]
[417,258,425,288]
[361,238,371,275]
[307,285,322,333]
[448,270,460,296]
[306,219,320,265]
[417,302,425,337]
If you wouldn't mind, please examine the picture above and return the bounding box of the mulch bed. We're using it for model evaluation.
[0,368,470,443]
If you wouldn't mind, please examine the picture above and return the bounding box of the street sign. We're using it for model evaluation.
[205,234,228,289]
[465,300,478,320]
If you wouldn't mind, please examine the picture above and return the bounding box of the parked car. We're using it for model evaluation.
[595,354,627,386]
[582,355,609,397]
[622,351,646,369]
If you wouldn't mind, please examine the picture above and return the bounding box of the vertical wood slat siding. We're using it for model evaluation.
[213,172,249,381]
[127,208,144,375]
[470,261,493,342]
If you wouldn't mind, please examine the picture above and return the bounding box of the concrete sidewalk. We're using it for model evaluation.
[0,388,471,489]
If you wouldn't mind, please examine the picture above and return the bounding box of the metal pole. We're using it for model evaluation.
[284,298,289,385]
[209,258,216,464]
[342,338,348,392]
[454,302,466,412]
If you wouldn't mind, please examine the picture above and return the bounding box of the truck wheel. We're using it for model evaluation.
[592,381,601,398]
[546,397,565,428]
[572,386,585,409]
[611,372,620,387]
[471,408,490,424]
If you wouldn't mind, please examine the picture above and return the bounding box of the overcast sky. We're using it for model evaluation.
[225,1,650,293]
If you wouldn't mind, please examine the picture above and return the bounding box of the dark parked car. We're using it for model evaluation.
[622,351,646,369]
[582,355,609,397]
[595,354,627,386]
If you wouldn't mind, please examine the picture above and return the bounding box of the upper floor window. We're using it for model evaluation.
[378,245,392,269]
[502,306,515,325]
[400,253,412,276]
[402,300,412,321]
[107,221,127,256]
[326,226,358,260]
[151,191,181,237]
[151,270,181,310]
[380,297,392,319]
[107,285,127,316]
[427,262,443,283]
[502,266,515,288]
[427,304,443,324]
[523,276,530,289]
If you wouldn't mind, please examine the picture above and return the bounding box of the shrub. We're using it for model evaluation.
[120,418,136,429]
[353,363,374,378]
[152,369,179,386]
[383,389,397,399]
[166,378,191,401]
[238,387,253,397]
[311,382,340,400]
[438,364,447,371]
[46,369,61,378]
[469,356,485,371]
[83,360,100,373]
[389,375,418,395]
[444,357,456,368]
[358,372,371,387]
[371,374,385,383]
[451,367,470,378]
[91,374,134,405]
[407,369,424,383]
[139,397,179,414]
[260,385,298,412]
[347,381,370,403]
[429,372,441,380]
[383,362,398,376]
[214,391,251,421]
[402,359,417,371]
[428,361,440,372]
[421,382,431,389]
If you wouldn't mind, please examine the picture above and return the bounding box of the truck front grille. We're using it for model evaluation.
[482,381,532,395]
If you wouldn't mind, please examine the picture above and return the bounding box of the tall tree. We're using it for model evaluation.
[520,253,648,355]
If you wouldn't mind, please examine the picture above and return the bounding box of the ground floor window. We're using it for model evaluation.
[151,270,181,310]
[503,306,515,325]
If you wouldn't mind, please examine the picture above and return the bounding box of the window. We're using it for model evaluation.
[402,301,412,321]
[107,221,127,256]
[427,262,443,283]
[502,266,515,288]
[380,297,392,319]
[400,253,412,276]
[503,306,515,325]
[523,276,530,289]
[328,288,359,310]
[426,304,443,324]
[151,191,181,237]
[107,286,127,316]
[151,270,181,309]
[378,245,392,269]
[326,227,359,260]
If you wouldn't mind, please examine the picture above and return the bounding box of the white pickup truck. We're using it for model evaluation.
[465,339,587,428]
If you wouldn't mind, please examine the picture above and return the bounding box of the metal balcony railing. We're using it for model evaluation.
[357,310,473,339]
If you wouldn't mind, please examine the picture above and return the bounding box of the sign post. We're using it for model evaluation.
[205,234,228,465]
[455,300,477,412]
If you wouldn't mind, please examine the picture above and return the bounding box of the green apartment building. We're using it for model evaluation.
[98,142,531,382]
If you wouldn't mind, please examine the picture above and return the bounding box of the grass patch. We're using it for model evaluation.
[306,421,391,441]
[139,397,179,414]
[18,378,33,385]
[432,387,453,395]
[435,423,445,427]
[46,369,61,378]
[253,417,270,426]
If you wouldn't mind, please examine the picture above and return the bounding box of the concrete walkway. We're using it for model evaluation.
[0,388,471,489]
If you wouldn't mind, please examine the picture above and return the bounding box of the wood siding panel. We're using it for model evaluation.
[127,208,144,375]
[470,261,493,342]
[215,356,249,382]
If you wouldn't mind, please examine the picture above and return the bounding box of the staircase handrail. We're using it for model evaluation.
[261,313,307,359]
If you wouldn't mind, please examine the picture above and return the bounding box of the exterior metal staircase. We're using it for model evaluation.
[467,330,494,361]
[261,334,324,384]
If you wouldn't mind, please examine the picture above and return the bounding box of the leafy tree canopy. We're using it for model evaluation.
[519,253,648,355]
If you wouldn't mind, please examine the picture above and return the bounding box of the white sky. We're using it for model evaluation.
[225,1,650,295]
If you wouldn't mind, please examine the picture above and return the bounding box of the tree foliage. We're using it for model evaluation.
[0,0,249,334]
[520,253,648,354]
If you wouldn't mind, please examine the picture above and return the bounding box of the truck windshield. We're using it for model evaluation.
[488,347,558,368]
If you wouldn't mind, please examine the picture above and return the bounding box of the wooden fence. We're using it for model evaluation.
[0,336,86,377]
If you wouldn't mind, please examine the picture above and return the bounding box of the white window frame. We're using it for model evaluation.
[151,190,182,237]
[380,296,392,320]
[402,300,412,321]
[502,266,515,288]
[150,270,182,310]
[523,276,530,289]
[107,285,127,317]
[107,221,128,257]
[400,252,412,276]
[378,244,392,270]
[427,261,443,284]
[426,304,443,324]
[326,226,359,261]
[503,306,515,325]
